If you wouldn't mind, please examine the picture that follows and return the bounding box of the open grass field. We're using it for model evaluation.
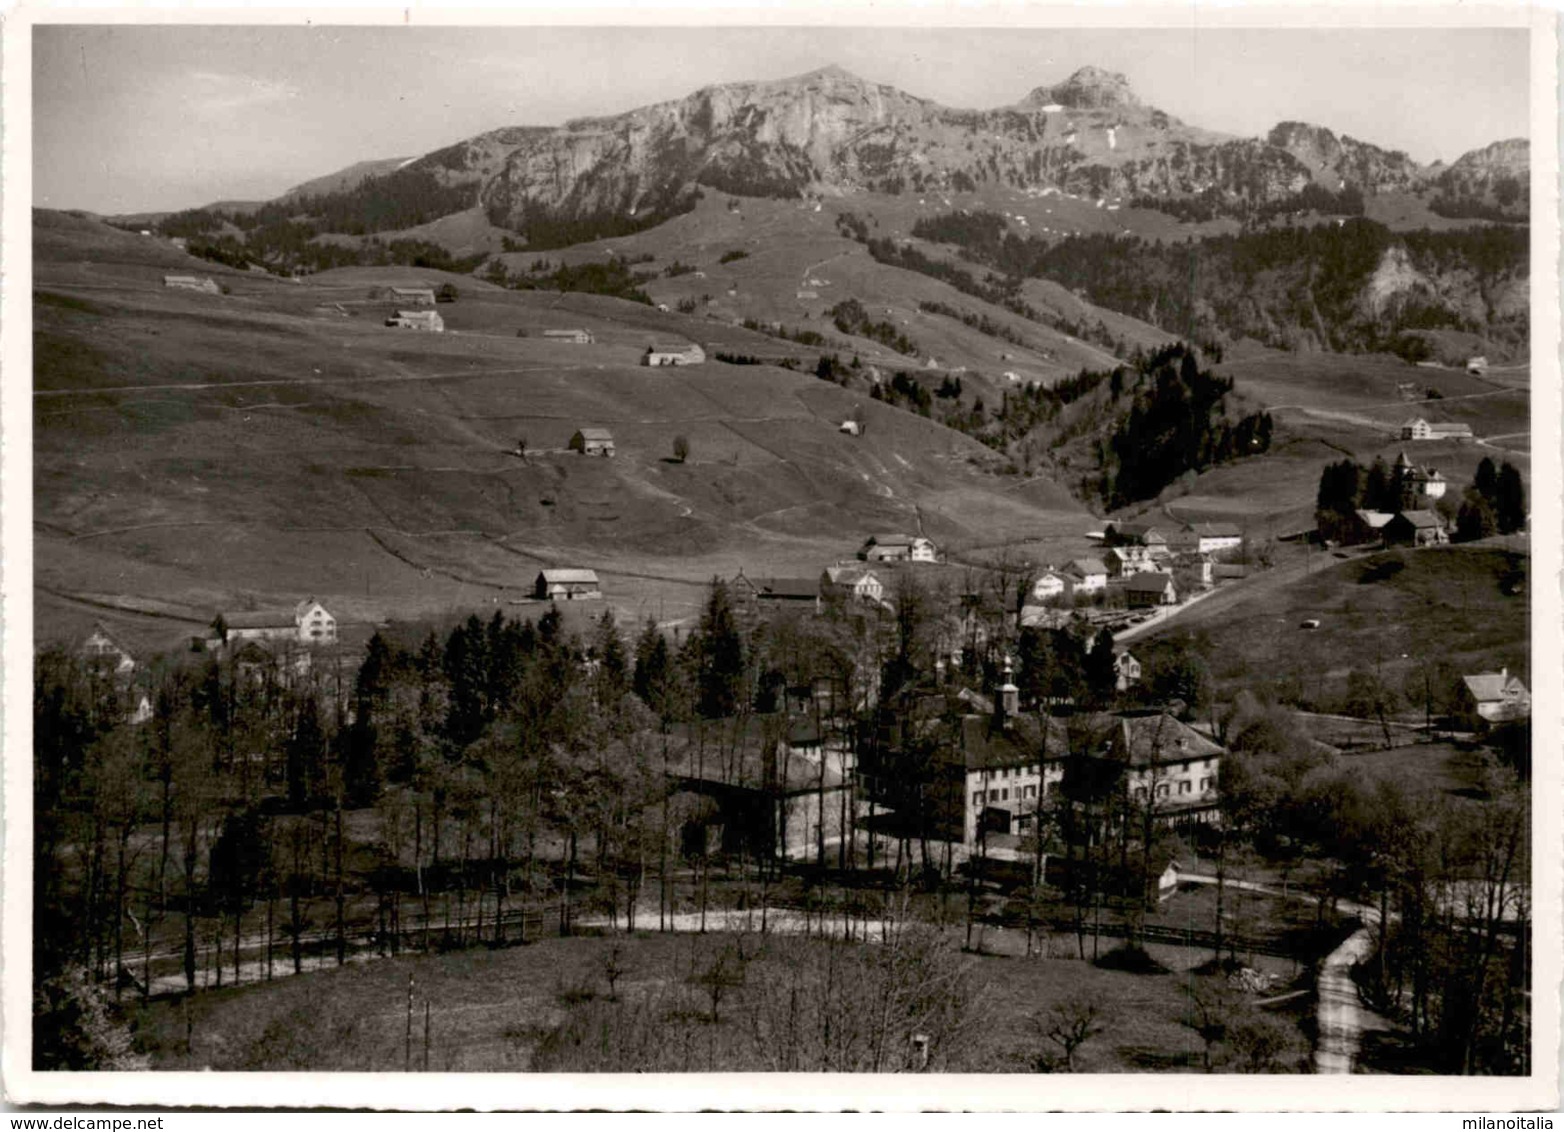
[34,209,1098,653]
[130,927,1299,1073]
[1143,542,1528,708]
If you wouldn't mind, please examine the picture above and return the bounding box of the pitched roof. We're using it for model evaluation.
[539,568,600,585]
[575,428,614,441]
[1394,510,1443,529]
[648,343,698,354]
[1462,672,1528,702]
[1355,509,1395,528]
[542,328,590,336]
[755,577,818,600]
[824,564,878,585]
[1111,522,1165,542]
[868,533,918,547]
[1104,712,1224,767]
[1068,557,1108,577]
[1123,571,1174,593]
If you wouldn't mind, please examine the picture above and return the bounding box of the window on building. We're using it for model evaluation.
[1179,780,1192,794]
[1156,783,1170,799]
[973,792,983,806]
[1000,788,1009,801]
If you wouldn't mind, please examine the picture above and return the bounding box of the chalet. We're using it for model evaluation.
[216,598,336,647]
[664,717,850,860]
[569,428,615,457]
[643,343,706,366]
[1065,558,1109,593]
[1383,510,1448,548]
[1029,570,1071,603]
[1401,418,1474,441]
[535,569,602,601]
[1456,668,1530,724]
[390,287,437,307]
[81,623,136,675]
[820,564,886,605]
[386,310,444,332]
[731,573,819,609]
[163,274,219,294]
[542,329,594,344]
[1113,651,1142,692]
[860,534,937,563]
[1123,572,1177,608]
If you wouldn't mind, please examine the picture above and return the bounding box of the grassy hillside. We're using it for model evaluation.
[1148,542,1529,708]
[34,210,1096,657]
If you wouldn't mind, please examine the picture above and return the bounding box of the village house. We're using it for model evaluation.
[163,274,220,294]
[1105,545,1158,578]
[568,428,615,457]
[1186,522,1243,555]
[534,568,602,601]
[390,287,437,307]
[859,534,937,563]
[820,563,886,605]
[81,623,136,675]
[1394,450,1448,501]
[542,329,594,344]
[1113,651,1142,692]
[1383,510,1448,548]
[838,419,863,436]
[1123,571,1177,608]
[642,343,706,366]
[1400,418,1474,441]
[386,310,444,332]
[1029,570,1071,603]
[1343,509,1396,546]
[1065,557,1109,593]
[956,681,1070,850]
[215,598,337,647]
[1456,668,1530,724]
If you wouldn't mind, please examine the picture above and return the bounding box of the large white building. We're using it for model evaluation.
[218,598,337,646]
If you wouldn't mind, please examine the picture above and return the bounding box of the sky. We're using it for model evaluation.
[32,24,1532,215]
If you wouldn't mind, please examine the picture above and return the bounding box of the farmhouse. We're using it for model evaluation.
[390,287,437,306]
[643,343,706,366]
[542,329,594,344]
[1456,668,1530,724]
[1123,572,1177,608]
[386,310,444,332]
[534,569,602,601]
[1383,510,1448,548]
[1344,509,1396,546]
[1029,570,1071,603]
[730,573,819,610]
[820,564,886,605]
[1065,558,1109,593]
[163,275,219,294]
[217,598,337,647]
[1401,418,1474,441]
[860,534,937,563]
[569,428,615,457]
[81,623,136,675]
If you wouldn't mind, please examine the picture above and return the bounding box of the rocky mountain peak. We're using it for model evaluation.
[1024,65,1141,110]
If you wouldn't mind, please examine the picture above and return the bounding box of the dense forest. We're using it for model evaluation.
[908,210,1529,356]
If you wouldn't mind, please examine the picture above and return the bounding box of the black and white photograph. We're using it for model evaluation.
[5,7,1558,1111]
